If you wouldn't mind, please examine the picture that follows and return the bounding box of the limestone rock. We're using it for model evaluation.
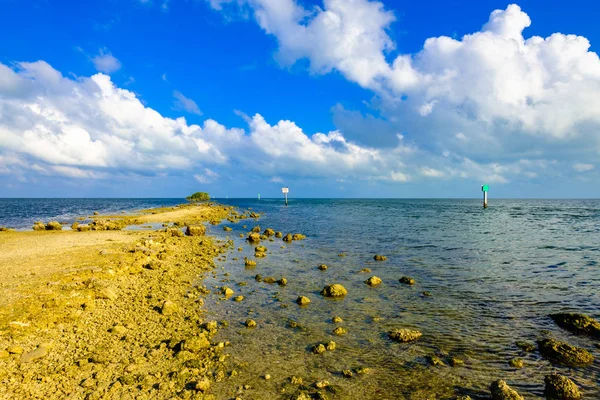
[399,276,416,285]
[550,313,600,338]
[544,373,581,400]
[161,300,178,316]
[186,225,206,236]
[490,379,524,400]
[537,338,594,366]
[365,276,382,286]
[297,296,311,306]
[320,284,348,298]
[388,329,422,343]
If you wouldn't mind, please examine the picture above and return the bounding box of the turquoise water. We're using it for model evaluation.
[201,199,600,399]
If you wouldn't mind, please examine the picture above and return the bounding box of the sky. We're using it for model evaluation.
[1,0,599,198]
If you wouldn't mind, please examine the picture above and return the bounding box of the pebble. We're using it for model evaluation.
[245,319,257,328]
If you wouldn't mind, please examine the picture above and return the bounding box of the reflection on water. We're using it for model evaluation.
[202,199,600,399]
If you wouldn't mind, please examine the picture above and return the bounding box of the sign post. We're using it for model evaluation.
[282,187,289,206]
[482,184,489,208]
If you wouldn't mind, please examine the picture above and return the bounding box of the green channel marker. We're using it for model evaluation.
[482,185,489,192]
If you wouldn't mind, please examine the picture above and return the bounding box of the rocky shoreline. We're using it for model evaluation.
[1,203,598,399]
[0,203,239,399]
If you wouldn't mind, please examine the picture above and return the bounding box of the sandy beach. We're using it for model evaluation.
[0,203,236,399]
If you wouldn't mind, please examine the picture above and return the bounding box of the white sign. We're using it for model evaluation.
[282,187,289,194]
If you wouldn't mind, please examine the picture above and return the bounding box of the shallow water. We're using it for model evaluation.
[0,198,183,230]
[202,199,600,399]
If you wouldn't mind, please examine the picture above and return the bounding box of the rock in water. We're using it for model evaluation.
[388,329,422,343]
[373,255,387,261]
[544,373,581,400]
[297,296,311,305]
[185,225,206,236]
[320,284,348,297]
[247,232,261,243]
[537,339,594,367]
[399,276,416,285]
[264,228,275,236]
[282,233,293,242]
[490,380,524,400]
[550,313,600,338]
[364,276,382,286]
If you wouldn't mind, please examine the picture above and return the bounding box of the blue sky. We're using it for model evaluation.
[0,0,599,198]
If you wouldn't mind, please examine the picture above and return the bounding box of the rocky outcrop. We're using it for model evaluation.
[544,373,581,400]
[388,328,422,343]
[550,313,600,338]
[537,339,594,367]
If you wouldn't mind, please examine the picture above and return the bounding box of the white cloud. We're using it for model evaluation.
[0,61,418,184]
[208,1,600,168]
[573,163,594,172]
[173,90,203,115]
[161,73,168,81]
[92,49,121,74]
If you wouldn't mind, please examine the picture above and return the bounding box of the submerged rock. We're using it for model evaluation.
[508,358,524,369]
[490,380,524,400]
[247,232,261,243]
[297,296,311,306]
[245,319,257,328]
[332,316,343,323]
[275,231,283,238]
[283,233,293,242]
[264,228,275,236]
[233,296,244,302]
[388,329,422,343]
[333,327,347,336]
[359,268,371,273]
[516,341,536,352]
[320,284,348,298]
[364,276,382,286]
[292,233,306,240]
[550,313,600,338]
[373,255,387,261]
[544,373,581,400]
[399,276,416,285]
[221,287,235,297]
[255,245,267,253]
[426,355,444,366]
[263,277,277,284]
[223,226,232,232]
[312,344,326,354]
[244,258,257,267]
[318,264,328,271]
[185,225,206,236]
[251,226,261,233]
[277,278,288,286]
[450,357,464,367]
[537,338,594,367]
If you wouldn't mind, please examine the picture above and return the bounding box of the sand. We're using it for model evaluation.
[0,203,237,399]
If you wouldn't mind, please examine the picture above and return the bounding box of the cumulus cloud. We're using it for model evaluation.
[173,90,203,115]
[92,49,121,74]
[207,1,600,169]
[0,60,418,183]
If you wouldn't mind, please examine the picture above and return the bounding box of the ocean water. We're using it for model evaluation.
[2,198,599,398]
[201,198,600,399]
[0,198,183,229]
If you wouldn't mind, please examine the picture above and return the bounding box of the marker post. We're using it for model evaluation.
[282,187,289,206]
[482,184,489,208]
